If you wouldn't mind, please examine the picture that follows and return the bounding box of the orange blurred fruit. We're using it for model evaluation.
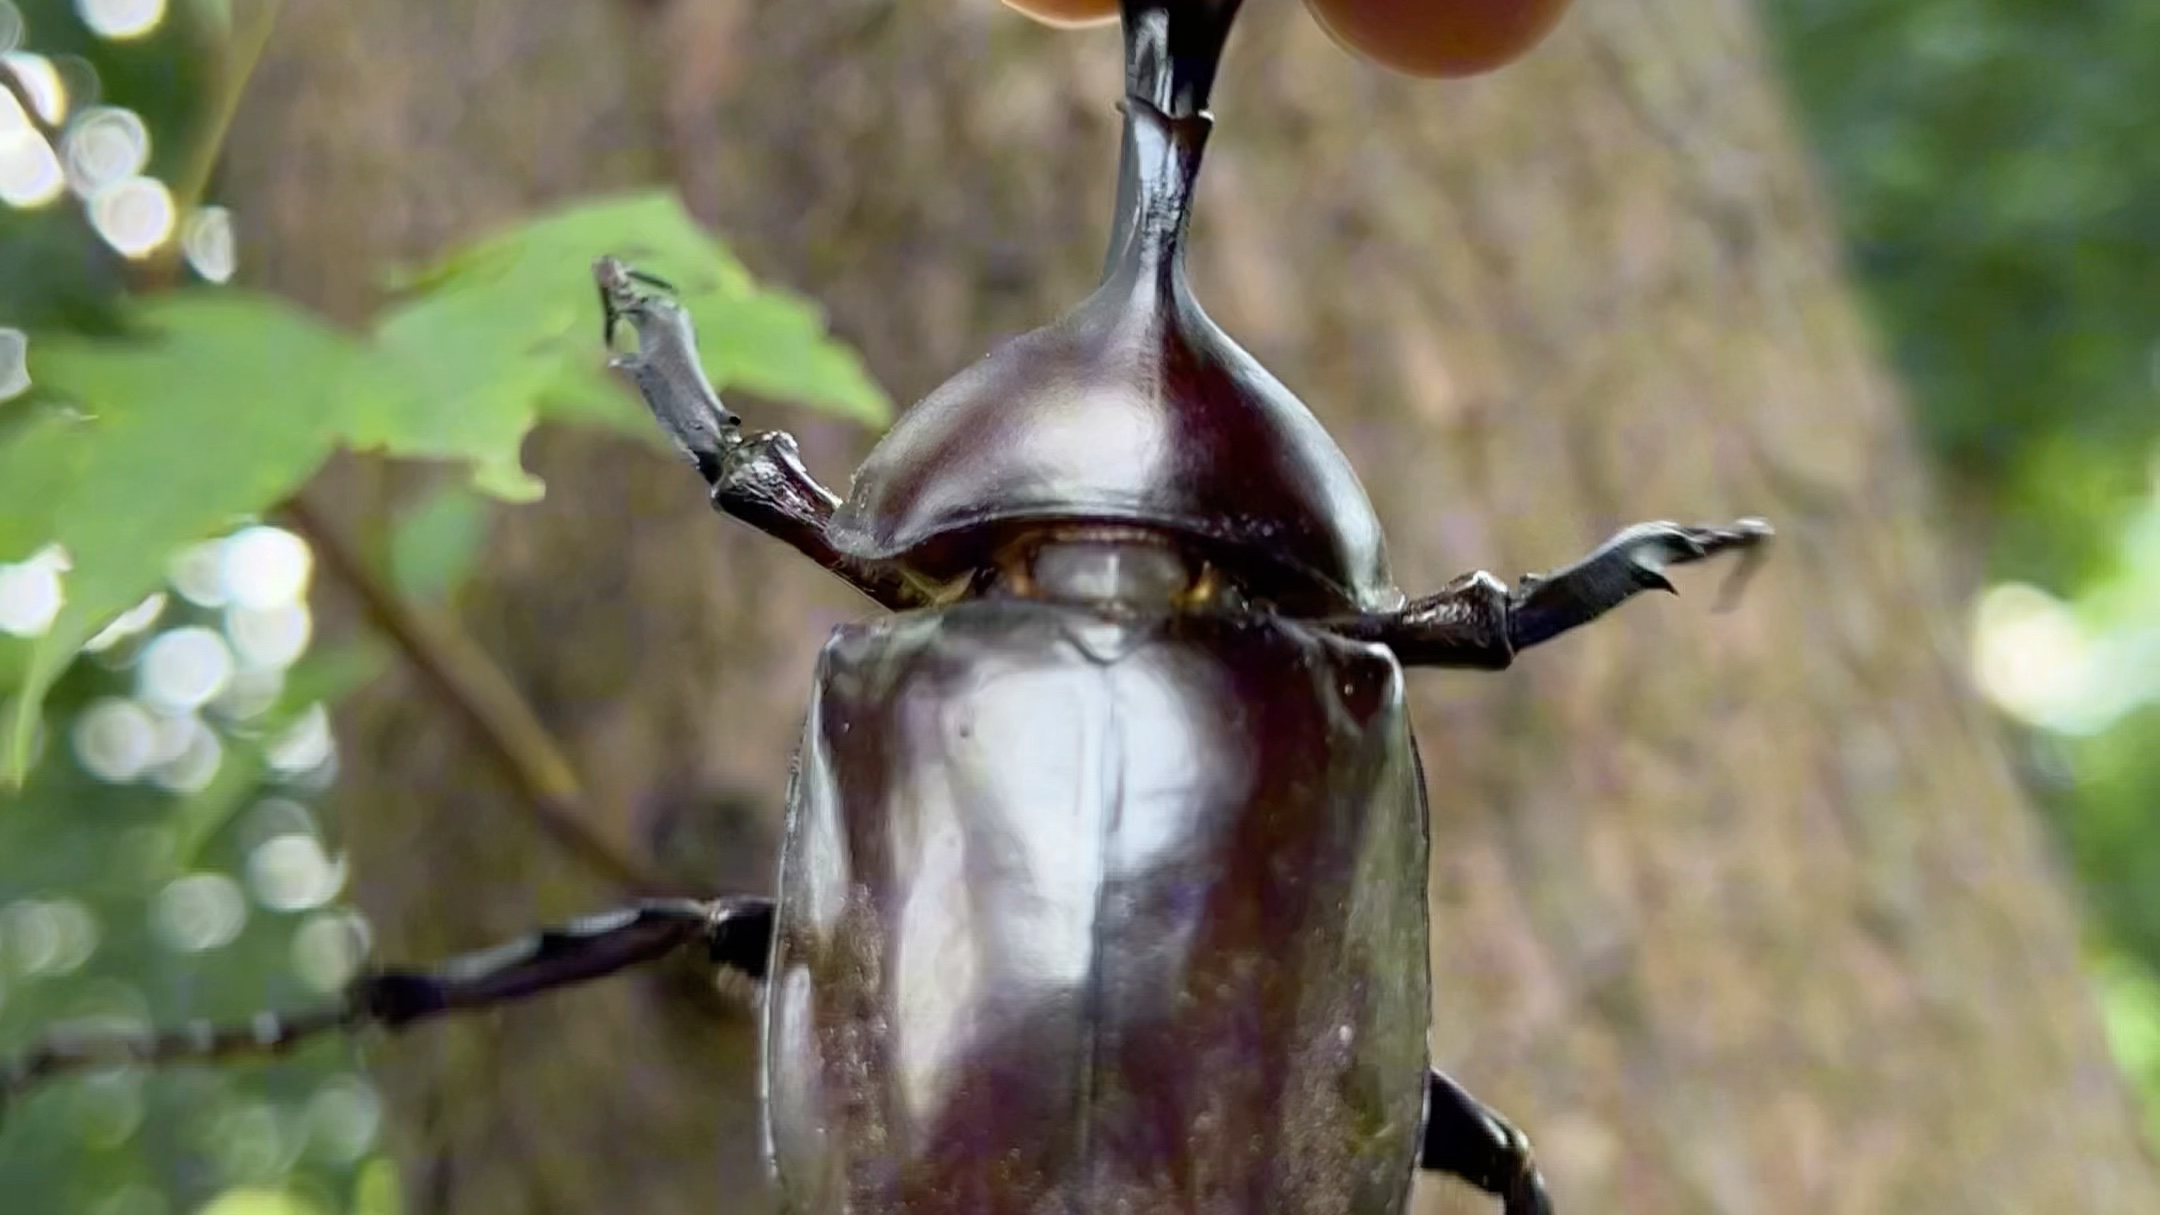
[1301,0,1575,77]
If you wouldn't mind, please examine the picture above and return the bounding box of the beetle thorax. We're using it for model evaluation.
[826,99,1402,617]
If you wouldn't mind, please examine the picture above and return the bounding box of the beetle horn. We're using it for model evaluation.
[1101,0,1244,282]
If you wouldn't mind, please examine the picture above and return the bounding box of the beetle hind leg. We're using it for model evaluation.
[4,895,775,1119]
[1420,1068,1555,1215]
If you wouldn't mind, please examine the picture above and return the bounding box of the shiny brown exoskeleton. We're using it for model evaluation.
[1,3,1767,1212]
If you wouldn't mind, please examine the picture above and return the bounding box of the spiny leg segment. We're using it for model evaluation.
[1323,519,1772,669]
[595,257,933,611]
[2,895,772,1119]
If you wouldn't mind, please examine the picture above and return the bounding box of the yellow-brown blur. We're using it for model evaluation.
[995,0,1122,29]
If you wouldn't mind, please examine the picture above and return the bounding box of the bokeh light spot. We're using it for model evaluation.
[40,896,101,974]
[291,910,368,993]
[304,1077,382,1163]
[227,603,311,671]
[138,625,236,711]
[153,873,247,952]
[0,124,63,207]
[76,0,167,41]
[183,204,236,282]
[2,897,98,975]
[73,696,158,782]
[246,833,340,912]
[1970,582,2125,735]
[0,543,68,636]
[0,2,22,54]
[62,104,148,196]
[220,526,311,610]
[170,540,230,607]
[0,326,27,400]
[90,174,176,257]
[148,714,222,793]
[241,798,317,846]
[68,1067,146,1148]
[2,51,65,123]
[85,590,170,652]
[266,703,333,776]
[145,708,200,766]
[210,1102,297,1185]
[211,666,285,722]
[3,898,61,975]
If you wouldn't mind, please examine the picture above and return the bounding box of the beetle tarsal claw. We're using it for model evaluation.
[1600,519,1774,594]
[593,255,745,477]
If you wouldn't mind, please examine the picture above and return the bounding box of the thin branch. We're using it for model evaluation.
[170,0,288,213]
[0,59,62,143]
[283,493,670,895]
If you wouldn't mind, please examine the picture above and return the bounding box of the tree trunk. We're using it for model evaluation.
[222,0,2160,1213]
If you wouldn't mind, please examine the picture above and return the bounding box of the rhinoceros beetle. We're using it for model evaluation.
[4,3,1768,1213]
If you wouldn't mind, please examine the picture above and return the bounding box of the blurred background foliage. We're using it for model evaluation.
[1761,0,2160,1144]
[0,2,885,1213]
[0,0,2155,1210]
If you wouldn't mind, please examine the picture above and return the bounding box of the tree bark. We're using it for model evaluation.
[222,0,2160,1213]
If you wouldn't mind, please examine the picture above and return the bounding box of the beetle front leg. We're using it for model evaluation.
[1321,519,1771,668]
[3,895,773,1118]
[1421,1068,1554,1215]
[594,257,933,611]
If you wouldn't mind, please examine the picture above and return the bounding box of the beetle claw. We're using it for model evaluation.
[594,257,682,350]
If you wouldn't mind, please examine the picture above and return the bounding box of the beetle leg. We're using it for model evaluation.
[1,896,774,1120]
[1319,518,1771,668]
[1421,1068,1555,1215]
[593,256,933,611]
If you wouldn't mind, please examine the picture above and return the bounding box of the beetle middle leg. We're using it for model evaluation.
[2,895,773,1118]
[1421,1068,1554,1215]
[1321,518,1771,669]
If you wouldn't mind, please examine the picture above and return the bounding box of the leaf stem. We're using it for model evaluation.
[172,0,286,213]
[0,60,61,142]
[283,493,669,895]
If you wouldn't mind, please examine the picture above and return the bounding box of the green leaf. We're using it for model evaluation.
[1,191,892,782]
[376,191,890,449]
[362,280,555,500]
[4,293,390,779]
[0,403,90,564]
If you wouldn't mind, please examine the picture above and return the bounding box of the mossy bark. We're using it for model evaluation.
[223,0,2160,1212]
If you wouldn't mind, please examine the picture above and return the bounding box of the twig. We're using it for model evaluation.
[283,494,668,895]
[170,0,287,213]
[0,59,61,143]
